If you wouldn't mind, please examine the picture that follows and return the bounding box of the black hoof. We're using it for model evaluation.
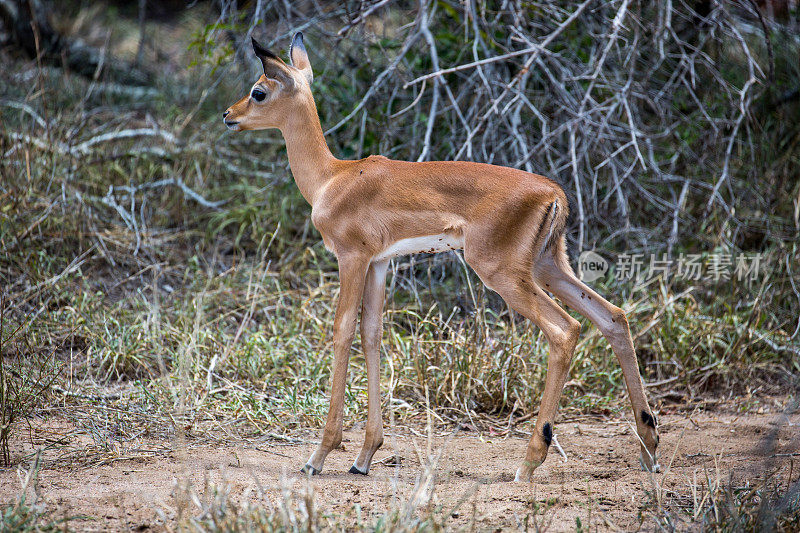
[349,465,368,475]
[301,463,320,476]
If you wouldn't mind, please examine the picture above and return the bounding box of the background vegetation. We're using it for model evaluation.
[0,0,798,529]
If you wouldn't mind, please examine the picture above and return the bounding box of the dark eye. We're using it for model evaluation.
[251,89,267,102]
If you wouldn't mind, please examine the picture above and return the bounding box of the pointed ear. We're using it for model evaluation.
[252,37,278,69]
[252,37,294,86]
[289,32,313,84]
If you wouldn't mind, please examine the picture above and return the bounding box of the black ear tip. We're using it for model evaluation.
[291,31,306,52]
[251,37,278,60]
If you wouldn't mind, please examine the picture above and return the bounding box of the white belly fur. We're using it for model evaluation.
[374,233,464,261]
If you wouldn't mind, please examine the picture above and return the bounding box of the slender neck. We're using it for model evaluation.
[278,94,336,206]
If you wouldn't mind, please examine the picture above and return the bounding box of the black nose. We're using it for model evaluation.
[223,110,230,118]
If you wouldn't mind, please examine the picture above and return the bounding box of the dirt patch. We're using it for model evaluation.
[2,409,799,531]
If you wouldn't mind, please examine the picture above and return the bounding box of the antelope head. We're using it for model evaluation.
[223,32,314,132]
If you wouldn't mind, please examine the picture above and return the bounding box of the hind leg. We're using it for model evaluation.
[465,249,581,481]
[534,240,660,471]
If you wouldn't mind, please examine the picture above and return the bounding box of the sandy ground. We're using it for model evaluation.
[2,407,799,531]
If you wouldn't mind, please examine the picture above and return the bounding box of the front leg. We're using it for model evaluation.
[350,259,389,475]
[303,254,370,475]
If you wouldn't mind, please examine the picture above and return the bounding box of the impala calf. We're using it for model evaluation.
[223,33,660,482]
